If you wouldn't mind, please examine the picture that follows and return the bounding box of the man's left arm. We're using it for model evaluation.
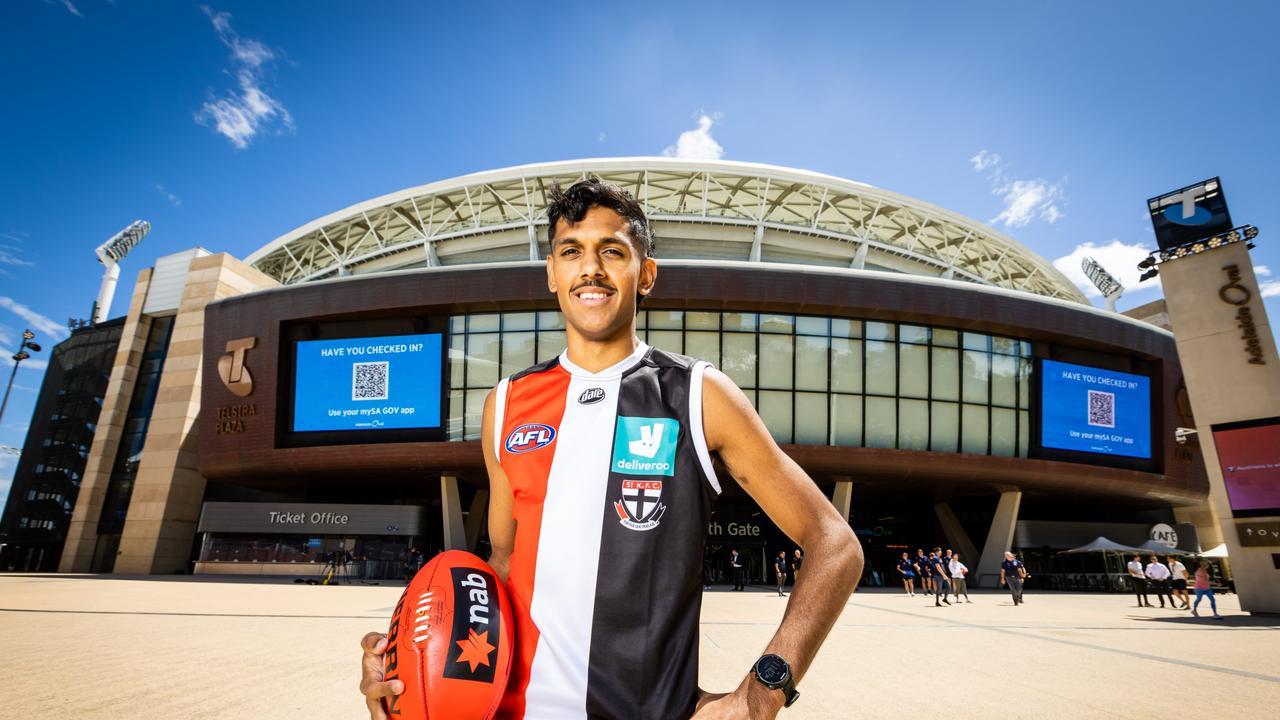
[694,369,863,718]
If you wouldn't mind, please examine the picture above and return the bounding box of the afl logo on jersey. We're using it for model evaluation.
[578,387,606,405]
[505,423,556,453]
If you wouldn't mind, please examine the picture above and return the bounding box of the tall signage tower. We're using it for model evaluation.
[1141,178,1280,613]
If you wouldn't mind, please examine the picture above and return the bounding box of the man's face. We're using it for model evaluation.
[546,206,656,343]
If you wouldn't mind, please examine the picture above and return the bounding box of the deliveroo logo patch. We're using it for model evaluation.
[613,416,679,476]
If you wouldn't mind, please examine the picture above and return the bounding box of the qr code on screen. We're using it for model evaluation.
[1087,390,1115,428]
[352,361,389,401]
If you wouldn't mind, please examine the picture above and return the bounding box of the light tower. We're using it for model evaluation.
[93,220,150,324]
[1081,256,1124,312]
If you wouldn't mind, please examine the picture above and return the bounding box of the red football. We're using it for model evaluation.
[383,550,514,720]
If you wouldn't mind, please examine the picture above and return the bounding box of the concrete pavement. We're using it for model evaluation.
[1,575,1276,719]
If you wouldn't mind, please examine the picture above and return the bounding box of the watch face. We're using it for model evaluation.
[755,654,789,685]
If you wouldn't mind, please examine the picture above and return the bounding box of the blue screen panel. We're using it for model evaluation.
[1040,359,1151,459]
[292,333,442,432]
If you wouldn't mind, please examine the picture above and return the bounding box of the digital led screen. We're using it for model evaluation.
[1213,419,1280,517]
[292,333,442,432]
[1040,359,1151,459]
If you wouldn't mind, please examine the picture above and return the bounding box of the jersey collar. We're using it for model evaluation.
[558,342,650,379]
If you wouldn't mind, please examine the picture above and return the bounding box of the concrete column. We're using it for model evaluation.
[464,489,489,551]
[59,269,154,573]
[441,475,467,551]
[933,502,980,570]
[974,490,1022,588]
[749,225,764,262]
[831,477,853,522]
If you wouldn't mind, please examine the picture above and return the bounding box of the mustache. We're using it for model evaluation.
[570,280,617,293]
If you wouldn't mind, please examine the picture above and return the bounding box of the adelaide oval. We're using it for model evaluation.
[4,158,1210,587]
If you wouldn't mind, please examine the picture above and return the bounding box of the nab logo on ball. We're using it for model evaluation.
[444,568,501,682]
[505,423,556,453]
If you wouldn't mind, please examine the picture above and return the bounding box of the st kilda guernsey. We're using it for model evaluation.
[493,342,721,719]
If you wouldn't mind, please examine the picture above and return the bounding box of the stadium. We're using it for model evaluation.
[1,158,1210,588]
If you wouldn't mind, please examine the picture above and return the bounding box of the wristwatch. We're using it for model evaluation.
[752,653,799,708]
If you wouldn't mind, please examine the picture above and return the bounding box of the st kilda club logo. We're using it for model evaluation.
[614,479,666,531]
[443,568,501,682]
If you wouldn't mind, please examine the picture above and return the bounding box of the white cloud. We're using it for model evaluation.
[195,6,293,149]
[153,183,182,208]
[598,131,607,143]
[0,297,68,340]
[662,113,724,160]
[1255,265,1272,277]
[970,150,1067,228]
[46,0,82,17]
[970,150,1001,172]
[1052,239,1160,300]
[0,355,48,372]
[1260,281,1280,298]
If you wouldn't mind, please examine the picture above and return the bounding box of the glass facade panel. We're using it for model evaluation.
[795,393,827,445]
[831,338,863,393]
[500,332,535,378]
[685,332,720,365]
[759,335,793,389]
[962,350,989,404]
[760,314,794,334]
[899,344,929,398]
[758,391,793,444]
[647,330,682,354]
[865,397,896,448]
[899,399,929,450]
[795,336,828,392]
[796,316,829,336]
[931,347,959,401]
[443,311,1034,461]
[722,333,757,388]
[687,311,719,330]
[831,318,862,338]
[536,331,565,363]
[900,325,929,344]
[469,314,500,333]
[503,312,536,331]
[466,333,500,388]
[648,310,683,329]
[992,408,1017,457]
[991,354,1017,408]
[865,340,896,395]
[930,402,959,452]
[962,404,988,454]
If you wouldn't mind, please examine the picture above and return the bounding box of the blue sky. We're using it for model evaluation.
[2,1,1278,513]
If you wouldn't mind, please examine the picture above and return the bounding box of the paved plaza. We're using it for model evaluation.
[1,574,1277,719]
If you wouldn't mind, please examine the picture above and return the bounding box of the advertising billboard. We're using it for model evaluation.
[1212,418,1280,518]
[292,333,443,432]
[1147,177,1233,252]
[1040,359,1152,459]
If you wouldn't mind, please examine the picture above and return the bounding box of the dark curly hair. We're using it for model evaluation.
[546,177,655,259]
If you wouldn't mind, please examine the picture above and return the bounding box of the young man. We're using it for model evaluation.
[1167,555,1190,609]
[775,550,790,596]
[358,178,863,719]
[948,551,971,603]
[1127,554,1152,608]
[914,548,932,595]
[730,548,745,591]
[896,551,916,596]
[999,551,1026,605]
[930,547,951,607]
[1144,554,1174,609]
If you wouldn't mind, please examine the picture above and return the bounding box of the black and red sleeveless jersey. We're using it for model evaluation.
[492,342,721,719]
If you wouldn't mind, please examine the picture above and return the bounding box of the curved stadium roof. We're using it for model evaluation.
[246,158,1087,303]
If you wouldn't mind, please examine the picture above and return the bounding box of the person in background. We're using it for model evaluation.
[999,551,1027,605]
[1144,554,1174,608]
[915,548,932,596]
[949,551,971,603]
[730,548,745,591]
[775,550,789,597]
[1191,560,1222,620]
[930,548,952,607]
[792,549,804,584]
[1127,554,1152,608]
[1167,555,1190,610]
[897,552,917,596]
